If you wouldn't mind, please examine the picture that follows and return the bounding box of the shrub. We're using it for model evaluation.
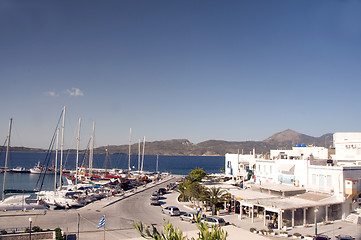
[54,227,64,240]
[260,229,267,235]
[32,226,42,232]
[281,231,288,235]
[268,229,274,234]
[250,227,257,233]
[1,230,7,235]
[293,232,302,237]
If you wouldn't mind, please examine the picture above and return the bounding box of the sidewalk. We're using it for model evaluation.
[218,210,360,240]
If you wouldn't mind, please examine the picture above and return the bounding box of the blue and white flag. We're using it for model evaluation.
[97,215,105,229]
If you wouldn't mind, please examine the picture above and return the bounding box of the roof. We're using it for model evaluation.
[345,178,357,182]
[241,192,343,211]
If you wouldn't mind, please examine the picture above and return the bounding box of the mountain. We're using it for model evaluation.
[94,129,333,156]
[3,129,334,156]
[264,129,333,149]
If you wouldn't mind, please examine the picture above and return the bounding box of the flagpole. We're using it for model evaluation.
[103,214,105,240]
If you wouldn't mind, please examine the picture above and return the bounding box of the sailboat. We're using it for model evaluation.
[1,118,48,211]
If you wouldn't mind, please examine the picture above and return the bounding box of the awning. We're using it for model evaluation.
[278,164,295,172]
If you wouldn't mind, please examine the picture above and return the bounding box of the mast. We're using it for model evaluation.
[156,154,159,173]
[89,121,95,178]
[2,118,13,201]
[128,128,131,171]
[105,147,109,175]
[75,118,81,186]
[54,128,59,192]
[141,136,145,172]
[59,106,66,189]
[138,139,141,171]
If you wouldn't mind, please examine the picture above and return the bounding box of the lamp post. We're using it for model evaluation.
[314,208,319,236]
[29,217,32,240]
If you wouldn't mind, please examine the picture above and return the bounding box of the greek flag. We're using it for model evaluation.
[97,215,105,229]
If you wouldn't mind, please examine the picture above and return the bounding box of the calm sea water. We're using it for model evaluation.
[0,152,224,192]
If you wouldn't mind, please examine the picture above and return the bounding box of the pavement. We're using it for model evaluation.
[1,176,360,240]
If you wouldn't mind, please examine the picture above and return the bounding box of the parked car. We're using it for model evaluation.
[336,235,355,240]
[150,198,160,205]
[151,192,160,199]
[158,188,167,195]
[201,216,226,227]
[180,212,197,222]
[162,206,180,216]
[313,235,330,240]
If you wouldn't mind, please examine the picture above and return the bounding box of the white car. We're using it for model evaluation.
[201,216,226,227]
[179,212,197,222]
[162,206,180,216]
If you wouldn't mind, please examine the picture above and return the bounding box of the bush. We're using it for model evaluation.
[54,227,63,240]
[32,226,42,232]
[260,229,267,235]
[1,230,7,235]
[280,231,288,235]
[293,233,302,237]
[250,227,256,233]
[268,229,274,234]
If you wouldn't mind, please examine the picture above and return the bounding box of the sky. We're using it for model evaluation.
[1,0,361,149]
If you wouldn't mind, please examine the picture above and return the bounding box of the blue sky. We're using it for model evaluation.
[1,0,361,149]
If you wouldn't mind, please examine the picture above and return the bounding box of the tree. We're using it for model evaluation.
[177,168,207,203]
[186,168,207,183]
[133,219,186,240]
[201,187,229,215]
[134,215,228,240]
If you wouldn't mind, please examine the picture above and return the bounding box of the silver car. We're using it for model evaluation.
[201,216,226,227]
[162,206,180,216]
[180,212,197,222]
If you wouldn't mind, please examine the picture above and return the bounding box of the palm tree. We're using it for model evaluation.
[201,187,229,216]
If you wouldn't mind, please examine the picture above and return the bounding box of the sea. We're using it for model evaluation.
[0,152,225,193]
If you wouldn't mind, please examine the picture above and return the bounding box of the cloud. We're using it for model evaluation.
[65,88,84,97]
[44,91,58,97]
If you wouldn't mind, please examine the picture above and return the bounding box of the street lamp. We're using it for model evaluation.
[29,217,32,240]
[314,208,319,236]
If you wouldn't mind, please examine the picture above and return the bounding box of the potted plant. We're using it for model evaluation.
[293,232,302,238]
[304,234,313,240]
[280,231,289,237]
[260,229,267,235]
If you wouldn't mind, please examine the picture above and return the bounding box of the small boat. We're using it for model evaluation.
[10,166,29,173]
[30,162,43,174]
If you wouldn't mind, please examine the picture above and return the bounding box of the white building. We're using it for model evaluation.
[332,132,361,164]
[224,133,361,226]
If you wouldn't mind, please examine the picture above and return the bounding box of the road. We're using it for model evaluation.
[0,176,200,239]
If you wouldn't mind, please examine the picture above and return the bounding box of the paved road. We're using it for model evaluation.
[0,176,189,239]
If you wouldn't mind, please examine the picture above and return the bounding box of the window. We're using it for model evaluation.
[312,174,317,185]
[327,175,332,187]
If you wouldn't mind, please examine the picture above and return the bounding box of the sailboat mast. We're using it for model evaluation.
[75,118,81,185]
[59,106,66,189]
[128,128,131,171]
[138,139,140,171]
[141,136,145,172]
[156,154,159,173]
[105,147,108,175]
[89,121,95,178]
[54,128,59,192]
[2,118,13,201]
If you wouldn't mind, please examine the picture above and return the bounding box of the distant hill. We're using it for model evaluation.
[264,129,333,149]
[2,129,334,156]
